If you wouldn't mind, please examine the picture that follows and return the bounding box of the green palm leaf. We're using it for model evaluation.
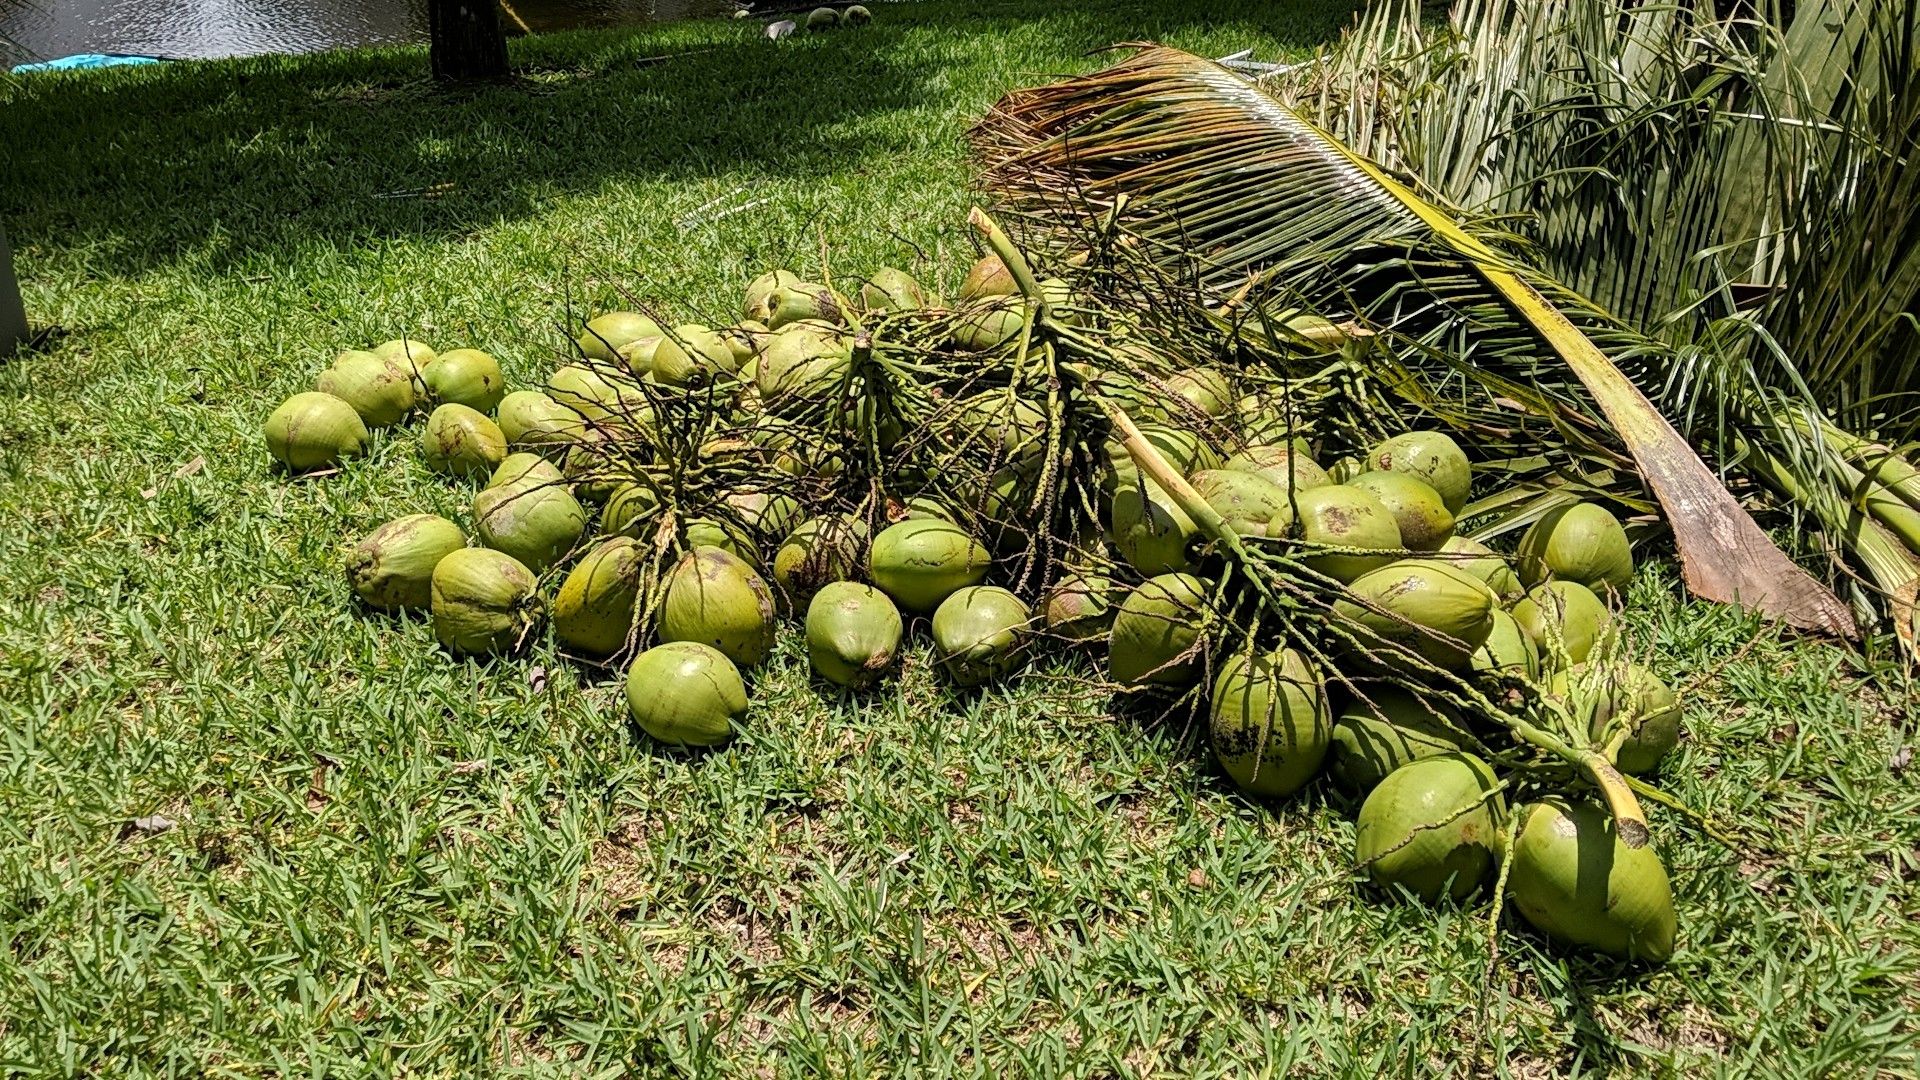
[975,45,1854,635]
[1268,0,1920,654]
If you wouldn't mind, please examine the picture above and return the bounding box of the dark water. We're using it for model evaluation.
[0,0,735,63]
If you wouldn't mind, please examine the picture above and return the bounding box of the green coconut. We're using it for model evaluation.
[546,364,652,431]
[1102,424,1220,499]
[1334,559,1498,670]
[651,325,738,385]
[1232,392,1311,446]
[805,582,903,688]
[625,641,747,748]
[1471,609,1540,680]
[1090,369,1175,426]
[953,468,1032,554]
[684,517,762,568]
[430,547,541,655]
[734,365,763,414]
[658,546,777,667]
[756,322,849,403]
[487,452,565,490]
[1516,501,1634,592]
[1356,753,1504,903]
[958,254,1016,302]
[951,297,1025,352]
[316,350,417,428]
[805,6,838,30]
[1512,580,1613,670]
[868,518,991,613]
[1508,798,1677,963]
[764,283,844,329]
[563,439,618,505]
[900,495,957,522]
[372,338,438,389]
[931,586,1031,686]
[601,483,660,538]
[264,392,369,471]
[1328,687,1477,794]
[346,513,467,611]
[1109,478,1199,576]
[750,415,846,478]
[1166,367,1234,417]
[1275,484,1403,582]
[495,390,580,453]
[1190,469,1292,537]
[725,490,804,541]
[843,3,872,24]
[1223,443,1330,493]
[773,514,869,600]
[1554,661,1682,775]
[1043,571,1119,642]
[372,337,436,365]
[860,267,926,312]
[422,403,508,480]
[553,536,647,657]
[614,335,664,379]
[743,271,803,322]
[946,471,1008,531]
[719,322,770,370]
[1367,430,1472,515]
[473,476,587,573]
[576,312,663,363]
[1208,647,1330,797]
[1347,471,1455,551]
[938,391,1049,474]
[1107,572,1210,687]
[426,348,505,413]
[1036,276,1080,324]
[1327,455,1364,484]
[1437,535,1522,600]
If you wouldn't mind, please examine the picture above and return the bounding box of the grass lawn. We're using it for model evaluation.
[2,0,1917,1073]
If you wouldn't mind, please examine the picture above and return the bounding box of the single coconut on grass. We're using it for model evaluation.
[423,403,507,480]
[625,641,747,747]
[430,548,542,656]
[657,546,777,668]
[346,514,467,611]
[265,392,367,472]
[553,536,648,657]
[317,350,416,428]
[806,582,903,688]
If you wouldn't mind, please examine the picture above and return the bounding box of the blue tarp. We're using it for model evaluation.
[13,53,164,73]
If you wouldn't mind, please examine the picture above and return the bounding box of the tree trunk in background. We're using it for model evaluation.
[0,223,25,359]
[429,0,509,82]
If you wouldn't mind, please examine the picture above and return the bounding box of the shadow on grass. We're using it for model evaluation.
[0,0,1359,279]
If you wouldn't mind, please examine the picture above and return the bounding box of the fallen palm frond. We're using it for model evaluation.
[1271,0,1920,655]
[972,44,1854,637]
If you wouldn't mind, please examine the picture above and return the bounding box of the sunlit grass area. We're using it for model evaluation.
[1,1,1915,1072]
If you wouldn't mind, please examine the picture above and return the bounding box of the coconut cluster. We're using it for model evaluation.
[280,240,1683,966]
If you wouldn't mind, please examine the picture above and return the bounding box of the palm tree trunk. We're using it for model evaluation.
[429,0,510,82]
[0,223,24,359]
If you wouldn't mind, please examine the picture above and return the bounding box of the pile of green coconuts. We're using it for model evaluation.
[263,233,1685,968]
